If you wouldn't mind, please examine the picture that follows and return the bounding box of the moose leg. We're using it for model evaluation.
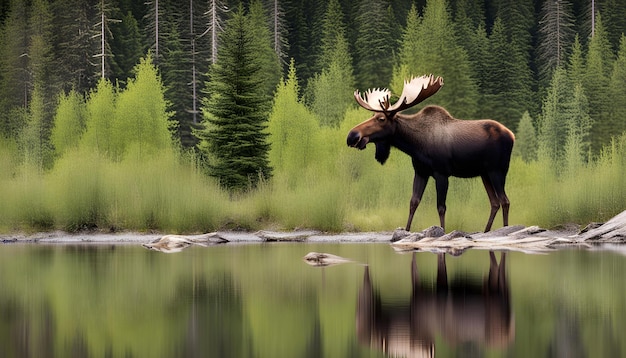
[489,172,511,228]
[406,173,428,231]
[434,176,449,231]
[481,175,500,232]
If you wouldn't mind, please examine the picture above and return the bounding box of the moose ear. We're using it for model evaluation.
[375,142,391,165]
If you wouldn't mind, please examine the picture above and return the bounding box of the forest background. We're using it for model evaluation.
[1,0,626,234]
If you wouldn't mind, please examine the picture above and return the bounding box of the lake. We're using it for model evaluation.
[0,241,624,357]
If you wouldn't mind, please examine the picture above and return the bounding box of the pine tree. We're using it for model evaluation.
[197,6,272,191]
[354,0,394,89]
[481,17,532,129]
[608,35,626,137]
[391,0,479,119]
[567,34,585,86]
[563,83,592,173]
[267,0,289,66]
[0,0,31,129]
[538,65,592,173]
[161,26,195,147]
[537,0,575,85]
[110,11,144,87]
[317,0,346,72]
[51,0,99,94]
[21,84,54,171]
[584,14,614,153]
[248,0,282,98]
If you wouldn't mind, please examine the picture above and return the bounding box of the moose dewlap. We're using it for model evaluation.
[346,75,515,232]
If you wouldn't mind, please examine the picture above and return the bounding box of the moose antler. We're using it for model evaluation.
[354,74,444,114]
[354,88,391,112]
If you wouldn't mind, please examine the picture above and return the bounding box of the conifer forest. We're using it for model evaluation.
[1,0,626,233]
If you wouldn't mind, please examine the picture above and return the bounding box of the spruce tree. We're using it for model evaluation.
[354,0,393,89]
[0,0,31,136]
[537,0,575,85]
[110,11,144,87]
[391,0,478,119]
[584,14,614,153]
[51,0,99,94]
[197,6,272,191]
[248,0,282,98]
[482,18,532,129]
[608,35,626,137]
[538,67,572,166]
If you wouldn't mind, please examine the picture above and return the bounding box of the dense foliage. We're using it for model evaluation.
[1,0,626,232]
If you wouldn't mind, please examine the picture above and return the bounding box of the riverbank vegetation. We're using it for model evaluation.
[1,0,626,233]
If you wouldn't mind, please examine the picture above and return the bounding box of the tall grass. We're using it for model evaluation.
[1,132,625,234]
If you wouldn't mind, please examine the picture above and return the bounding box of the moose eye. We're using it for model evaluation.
[377,116,386,123]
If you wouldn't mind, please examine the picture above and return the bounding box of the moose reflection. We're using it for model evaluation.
[356,252,514,357]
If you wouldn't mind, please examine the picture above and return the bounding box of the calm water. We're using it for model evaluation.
[0,242,624,358]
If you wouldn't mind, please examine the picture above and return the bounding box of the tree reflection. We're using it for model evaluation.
[356,252,514,357]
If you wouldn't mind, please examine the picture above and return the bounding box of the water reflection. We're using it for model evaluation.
[0,243,625,357]
[357,252,513,357]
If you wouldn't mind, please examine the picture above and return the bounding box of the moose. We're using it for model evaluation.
[346,75,515,232]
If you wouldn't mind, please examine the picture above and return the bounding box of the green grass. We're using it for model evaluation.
[1,134,625,234]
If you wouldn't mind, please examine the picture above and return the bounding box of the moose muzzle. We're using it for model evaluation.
[347,130,369,150]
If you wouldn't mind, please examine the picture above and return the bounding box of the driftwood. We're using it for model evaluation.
[391,210,626,254]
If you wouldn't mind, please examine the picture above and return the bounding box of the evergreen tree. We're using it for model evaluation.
[563,83,592,173]
[0,0,31,133]
[21,84,54,171]
[584,14,614,153]
[205,0,229,65]
[51,0,99,94]
[608,35,626,137]
[537,0,575,85]
[567,34,585,86]
[392,0,478,119]
[161,26,195,147]
[354,0,394,89]
[267,0,289,66]
[110,11,144,87]
[284,0,320,85]
[481,17,533,129]
[600,0,626,53]
[317,0,346,72]
[248,0,282,98]
[538,67,571,166]
[538,66,591,172]
[197,6,272,191]
[514,111,538,163]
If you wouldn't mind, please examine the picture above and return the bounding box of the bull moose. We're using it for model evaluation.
[346,75,515,232]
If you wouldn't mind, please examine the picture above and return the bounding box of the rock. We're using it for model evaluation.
[303,252,354,267]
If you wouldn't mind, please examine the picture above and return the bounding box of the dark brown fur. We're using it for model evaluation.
[347,105,515,232]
